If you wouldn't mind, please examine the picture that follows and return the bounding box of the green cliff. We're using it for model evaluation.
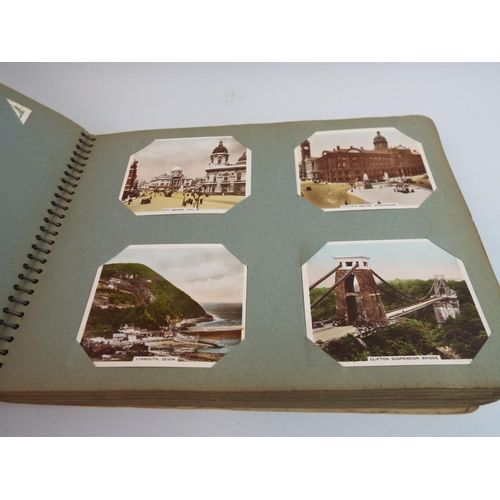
[84,263,208,336]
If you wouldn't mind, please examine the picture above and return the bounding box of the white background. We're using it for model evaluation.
[1,62,499,436]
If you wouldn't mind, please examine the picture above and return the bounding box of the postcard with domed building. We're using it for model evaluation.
[295,128,436,211]
[119,136,251,215]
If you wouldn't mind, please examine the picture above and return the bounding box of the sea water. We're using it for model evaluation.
[199,303,243,328]
[197,303,243,353]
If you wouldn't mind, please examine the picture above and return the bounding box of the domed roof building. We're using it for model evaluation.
[299,130,427,184]
[373,131,388,151]
[235,151,246,165]
[146,164,193,191]
[203,140,247,196]
[210,140,230,165]
[212,141,229,154]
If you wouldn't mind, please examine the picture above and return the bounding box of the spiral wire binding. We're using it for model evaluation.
[0,132,96,367]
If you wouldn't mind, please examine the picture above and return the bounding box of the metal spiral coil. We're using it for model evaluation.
[0,131,96,364]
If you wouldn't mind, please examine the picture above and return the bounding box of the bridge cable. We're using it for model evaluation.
[374,274,438,312]
[371,270,422,304]
[311,263,359,310]
[309,264,342,291]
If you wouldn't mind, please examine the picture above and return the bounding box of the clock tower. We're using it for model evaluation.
[299,140,311,178]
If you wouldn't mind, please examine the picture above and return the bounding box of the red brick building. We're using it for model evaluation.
[300,131,426,183]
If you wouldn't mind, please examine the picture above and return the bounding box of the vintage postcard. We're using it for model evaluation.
[120,136,250,215]
[77,244,246,367]
[303,240,489,366]
[295,128,435,211]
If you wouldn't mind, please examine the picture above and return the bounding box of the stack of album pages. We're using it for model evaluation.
[1,82,499,413]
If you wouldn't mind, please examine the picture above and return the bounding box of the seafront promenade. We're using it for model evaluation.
[125,191,241,212]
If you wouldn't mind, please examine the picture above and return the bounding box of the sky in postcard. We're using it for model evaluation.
[129,136,247,182]
[106,244,245,304]
[294,127,427,165]
[306,239,464,287]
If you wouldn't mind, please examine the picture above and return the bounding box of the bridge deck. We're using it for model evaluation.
[386,296,443,319]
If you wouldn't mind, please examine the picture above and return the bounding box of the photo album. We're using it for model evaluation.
[1,82,499,412]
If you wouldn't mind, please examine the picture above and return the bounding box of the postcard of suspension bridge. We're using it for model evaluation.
[303,239,490,366]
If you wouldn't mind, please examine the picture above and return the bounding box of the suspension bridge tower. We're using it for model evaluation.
[432,275,460,325]
[334,257,388,326]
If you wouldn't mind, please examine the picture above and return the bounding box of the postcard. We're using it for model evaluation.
[303,240,489,366]
[78,244,246,367]
[120,136,250,215]
[295,128,435,211]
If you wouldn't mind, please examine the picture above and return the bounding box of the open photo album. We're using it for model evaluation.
[1,82,499,412]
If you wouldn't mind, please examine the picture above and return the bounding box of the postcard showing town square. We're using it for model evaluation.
[295,128,436,211]
[119,136,250,215]
[77,244,246,367]
[303,240,489,366]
